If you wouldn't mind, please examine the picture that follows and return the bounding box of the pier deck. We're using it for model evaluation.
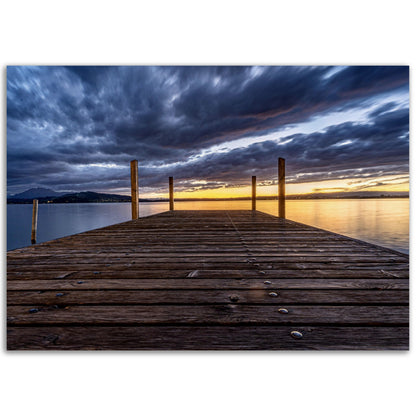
[7,210,409,350]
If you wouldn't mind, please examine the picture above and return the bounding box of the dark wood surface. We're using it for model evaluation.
[7,210,409,350]
[130,160,138,220]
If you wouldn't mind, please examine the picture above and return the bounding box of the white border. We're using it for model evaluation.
[1,2,414,415]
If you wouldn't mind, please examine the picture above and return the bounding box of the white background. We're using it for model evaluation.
[1,1,414,415]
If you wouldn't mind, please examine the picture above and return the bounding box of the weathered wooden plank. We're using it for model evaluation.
[8,246,395,254]
[8,249,402,258]
[7,326,409,350]
[14,241,406,258]
[8,278,408,291]
[7,289,409,306]
[7,253,407,264]
[21,229,369,235]
[7,263,409,274]
[7,268,409,280]
[7,305,408,325]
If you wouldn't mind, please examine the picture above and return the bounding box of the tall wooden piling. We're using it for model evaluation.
[31,199,38,244]
[130,160,139,220]
[278,157,285,218]
[169,177,174,211]
[252,176,256,211]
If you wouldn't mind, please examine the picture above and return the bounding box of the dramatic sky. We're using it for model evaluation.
[7,66,409,198]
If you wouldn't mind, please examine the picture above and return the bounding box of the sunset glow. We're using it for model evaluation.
[147,173,409,200]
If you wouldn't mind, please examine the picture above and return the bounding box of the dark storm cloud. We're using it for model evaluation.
[7,65,409,194]
[150,106,409,188]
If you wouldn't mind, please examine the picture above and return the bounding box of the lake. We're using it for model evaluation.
[6,199,409,253]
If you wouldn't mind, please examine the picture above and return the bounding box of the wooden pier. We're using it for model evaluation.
[7,210,409,350]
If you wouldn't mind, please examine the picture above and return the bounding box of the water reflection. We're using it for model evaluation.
[7,202,168,251]
[7,199,408,253]
[258,199,409,254]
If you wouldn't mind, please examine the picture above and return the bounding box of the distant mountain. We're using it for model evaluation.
[10,187,69,199]
[7,191,133,204]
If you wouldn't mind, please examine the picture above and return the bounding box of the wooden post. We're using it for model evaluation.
[278,157,285,218]
[31,199,38,244]
[130,160,139,220]
[169,177,174,211]
[252,176,256,211]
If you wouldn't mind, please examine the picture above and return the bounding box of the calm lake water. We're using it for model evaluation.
[7,199,409,254]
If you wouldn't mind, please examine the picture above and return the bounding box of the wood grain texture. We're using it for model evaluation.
[7,289,409,305]
[252,176,256,211]
[7,305,408,325]
[31,199,38,244]
[169,176,174,211]
[7,326,409,350]
[278,158,285,218]
[130,160,139,220]
[7,210,409,350]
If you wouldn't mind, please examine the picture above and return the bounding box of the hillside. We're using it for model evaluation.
[7,191,132,204]
[10,187,68,199]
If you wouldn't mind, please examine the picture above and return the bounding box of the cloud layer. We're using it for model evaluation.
[7,66,409,195]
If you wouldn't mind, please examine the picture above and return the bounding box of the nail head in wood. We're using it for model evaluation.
[290,330,303,339]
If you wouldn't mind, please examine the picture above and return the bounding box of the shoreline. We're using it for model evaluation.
[7,195,410,204]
